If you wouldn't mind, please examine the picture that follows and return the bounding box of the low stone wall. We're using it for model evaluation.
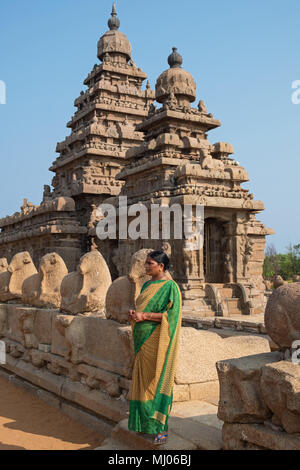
[216,352,300,450]
[0,302,271,422]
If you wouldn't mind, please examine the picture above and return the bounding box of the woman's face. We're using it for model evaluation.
[145,256,164,276]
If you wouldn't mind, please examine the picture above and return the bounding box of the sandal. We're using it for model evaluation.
[153,432,168,445]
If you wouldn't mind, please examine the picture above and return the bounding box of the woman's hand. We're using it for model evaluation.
[134,312,145,323]
[128,310,145,322]
[128,309,136,321]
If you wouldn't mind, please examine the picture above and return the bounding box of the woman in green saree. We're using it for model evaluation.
[128,250,182,445]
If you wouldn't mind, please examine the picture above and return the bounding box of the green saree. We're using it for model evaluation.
[128,279,182,434]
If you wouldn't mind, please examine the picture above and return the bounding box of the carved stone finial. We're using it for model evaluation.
[168,47,183,68]
[108,2,120,31]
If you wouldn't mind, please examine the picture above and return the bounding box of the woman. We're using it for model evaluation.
[128,250,182,445]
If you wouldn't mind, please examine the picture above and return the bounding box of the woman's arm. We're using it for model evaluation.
[131,311,163,323]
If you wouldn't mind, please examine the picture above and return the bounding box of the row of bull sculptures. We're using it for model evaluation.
[0,249,162,322]
[0,249,299,350]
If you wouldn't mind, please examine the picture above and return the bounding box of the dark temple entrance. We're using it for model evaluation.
[204,218,226,283]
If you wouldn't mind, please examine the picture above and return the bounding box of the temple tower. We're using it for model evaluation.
[0,5,154,271]
[50,4,154,234]
[113,48,273,315]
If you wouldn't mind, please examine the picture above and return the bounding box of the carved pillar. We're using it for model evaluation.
[235,213,247,283]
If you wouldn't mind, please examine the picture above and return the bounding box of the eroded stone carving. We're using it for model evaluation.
[0,252,37,302]
[261,361,300,434]
[60,250,112,314]
[22,253,68,308]
[0,259,8,273]
[273,275,286,289]
[105,248,152,323]
[265,282,300,349]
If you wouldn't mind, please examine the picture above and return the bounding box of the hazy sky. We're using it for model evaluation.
[0,0,299,252]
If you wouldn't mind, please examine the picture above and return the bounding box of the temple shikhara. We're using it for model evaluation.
[1,4,299,451]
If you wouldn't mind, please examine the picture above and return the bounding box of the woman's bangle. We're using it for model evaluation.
[142,313,146,321]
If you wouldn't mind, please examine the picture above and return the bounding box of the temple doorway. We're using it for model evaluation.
[204,218,226,283]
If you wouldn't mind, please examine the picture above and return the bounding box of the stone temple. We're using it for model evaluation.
[1,4,300,452]
[0,4,273,316]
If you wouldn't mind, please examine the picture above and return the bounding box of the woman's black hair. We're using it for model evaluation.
[148,250,170,272]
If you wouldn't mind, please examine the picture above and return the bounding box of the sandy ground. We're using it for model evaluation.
[0,376,106,450]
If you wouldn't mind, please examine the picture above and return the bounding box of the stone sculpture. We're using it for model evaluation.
[60,250,112,314]
[22,252,68,308]
[264,279,272,291]
[273,275,286,289]
[224,253,234,283]
[0,258,8,274]
[265,282,300,349]
[105,248,152,323]
[0,252,37,302]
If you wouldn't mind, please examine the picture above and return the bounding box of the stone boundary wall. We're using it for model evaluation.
[216,352,300,450]
[0,301,271,423]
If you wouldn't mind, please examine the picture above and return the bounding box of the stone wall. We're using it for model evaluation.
[216,283,300,450]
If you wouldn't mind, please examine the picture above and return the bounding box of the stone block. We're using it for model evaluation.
[217,352,281,424]
[61,379,128,423]
[222,423,300,450]
[1,356,65,396]
[189,381,219,404]
[260,361,300,434]
[33,309,58,345]
[169,416,222,450]
[0,303,7,337]
[265,283,300,348]
[78,363,121,397]
[55,315,134,378]
[9,375,40,396]
[51,313,70,357]
[60,402,113,437]
[173,384,190,402]
[176,328,270,384]
[39,344,51,353]
[37,389,61,409]
[5,305,26,344]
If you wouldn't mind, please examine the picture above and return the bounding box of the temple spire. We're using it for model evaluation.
[168,47,183,68]
[108,2,120,30]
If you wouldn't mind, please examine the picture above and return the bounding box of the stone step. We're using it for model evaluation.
[226,308,242,315]
[219,288,235,298]
[183,305,213,312]
[95,437,132,450]
[226,298,240,306]
[110,419,197,450]
[170,400,223,450]
[96,401,223,451]
[183,299,213,309]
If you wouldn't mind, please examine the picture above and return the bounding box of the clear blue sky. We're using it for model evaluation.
[0,0,299,253]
